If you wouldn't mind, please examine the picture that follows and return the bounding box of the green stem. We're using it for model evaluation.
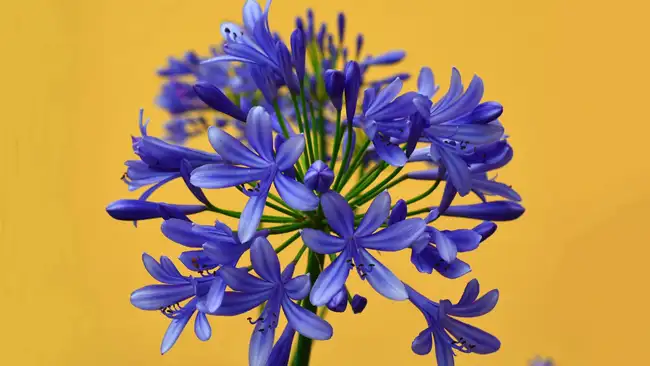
[406,207,431,217]
[350,169,406,207]
[344,162,387,199]
[300,85,316,165]
[336,139,372,192]
[404,178,442,206]
[274,99,304,180]
[291,95,310,172]
[293,244,308,263]
[318,104,327,162]
[332,120,355,190]
[268,222,308,235]
[309,102,320,162]
[328,109,343,171]
[291,250,324,366]
[206,204,294,223]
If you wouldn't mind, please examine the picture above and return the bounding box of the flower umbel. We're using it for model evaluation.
[107,1,525,365]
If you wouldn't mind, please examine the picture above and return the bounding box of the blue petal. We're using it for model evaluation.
[106,200,205,221]
[159,256,183,278]
[387,199,407,225]
[161,219,205,248]
[130,284,195,310]
[210,290,272,316]
[200,275,227,313]
[250,237,282,283]
[310,249,352,306]
[178,250,218,271]
[194,312,212,341]
[418,67,437,98]
[457,278,480,306]
[142,253,186,284]
[351,294,368,314]
[362,50,406,66]
[344,61,362,126]
[373,136,407,167]
[161,311,194,354]
[274,173,319,211]
[203,241,249,266]
[219,266,274,292]
[320,191,355,238]
[355,191,391,236]
[445,229,482,252]
[434,67,463,112]
[249,319,275,366]
[411,328,433,355]
[207,126,268,168]
[243,0,263,34]
[180,159,211,206]
[190,164,269,189]
[447,289,499,318]
[284,274,311,300]
[358,219,425,251]
[473,222,497,242]
[238,191,269,243]
[282,296,333,340]
[193,82,248,122]
[437,145,471,196]
[438,181,458,214]
[366,77,403,117]
[431,74,484,124]
[441,316,501,354]
[267,326,296,366]
[438,201,525,221]
[300,229,346,254]
[427,124,504,144]
[357,249,407,300]
[471,179,521,201]
[245,107,275,161]
[371,91,419,121]
[326,288,348,312]
[275,134,305,171]
[430,228,457,263]
[432,328,456,365]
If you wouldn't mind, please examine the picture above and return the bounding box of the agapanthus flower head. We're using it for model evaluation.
[109,1,525,365]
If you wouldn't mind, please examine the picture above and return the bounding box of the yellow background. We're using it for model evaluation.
[2,0,649,365]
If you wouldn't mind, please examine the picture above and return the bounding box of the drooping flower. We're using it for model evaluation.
[427,201,525,223]
[218,237,333,366]
[407,279,501,365]
[301,191,425,305]
[191,106,318,242]
[122,110,221,196]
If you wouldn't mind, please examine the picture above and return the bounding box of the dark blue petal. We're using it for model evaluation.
[373,135,407,167]
[250,65,278,104]
[130,284,195,310]
[267,326,296,366]
[438,182,458,214]
[326,288,348,312]
[447,289,499,318]
[471,178,521,201]
[190,164,269,189]
[324,69,345,110]
[437,201,525,221]
[432,328,456,366]
[193,82,247,122]
[437,145,471,196]
[457,278,480,306]
[358,219,425,251]
[473,221,497,242]
[411,328,433,355]
[250,237,282,283]
[161,219,204,247]
[304,160,334,193]
[291,29,306,83]
[452,102,503,125]
[320,191,355,238]
[310,249,352,306]
[440,316,501,354]
[356,191,391,236]
[180,159,211,206]
[300,229,346,254]
[207,125,268,168]
[277,40,300,94]
[344,61,362,126]
[282,296,333,340]
[106,200,206,221]
[351,294,368,314]
[337,12,346,43]
[387,199,407,225]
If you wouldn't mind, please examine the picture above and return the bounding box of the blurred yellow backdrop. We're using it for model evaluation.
[1,0,649,365]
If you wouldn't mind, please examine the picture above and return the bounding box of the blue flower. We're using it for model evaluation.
[106,199,206,222]
[130,253,216,354]
[190,106,318,242]
[412,67,506,195]
[326,286,367,314]
[218,237,333,366]
[406,279,500,365]
[346,67,419,166]
[156,80,207,115]
[304,160,334,193]
[427,201,525,223]
[122,110,221,196]
[301,191,425,305]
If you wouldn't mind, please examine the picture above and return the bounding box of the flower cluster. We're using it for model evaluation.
[107,1,525,365]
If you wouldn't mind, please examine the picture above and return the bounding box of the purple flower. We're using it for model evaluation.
[193,82,248,122]
[130,254,216,354]
[218,238,333,366]
[407,279,500,365]
[106,199,206,222]
[301,191,425,305]
[122,110,221,196]
[427,201,525,223]
[190,106,318,242]
[304,160,334,193]
[156,80,207,115]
